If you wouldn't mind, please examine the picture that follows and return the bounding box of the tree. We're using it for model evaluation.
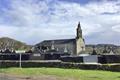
[91,46,97,55]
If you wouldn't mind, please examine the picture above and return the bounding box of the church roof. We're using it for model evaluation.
[36,38,76,46]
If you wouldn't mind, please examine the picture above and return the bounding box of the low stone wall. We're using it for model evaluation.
[0,53,30,60]
[99,55,120,63]
[0,60,120,72]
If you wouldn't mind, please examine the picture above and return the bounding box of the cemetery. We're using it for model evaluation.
[0,49,120,64]
[0,50,120,71]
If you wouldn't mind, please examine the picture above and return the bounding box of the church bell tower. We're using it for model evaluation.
[76,22,82,39]
[76,22,85,55]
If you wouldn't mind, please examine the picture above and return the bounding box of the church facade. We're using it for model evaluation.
[34,22,85,55]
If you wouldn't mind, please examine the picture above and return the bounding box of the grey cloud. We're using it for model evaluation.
[0,0,120,45]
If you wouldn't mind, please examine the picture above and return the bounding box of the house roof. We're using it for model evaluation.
[36,38,76,46]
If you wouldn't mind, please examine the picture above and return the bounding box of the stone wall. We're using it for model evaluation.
[99,55,120,63]
[76,38,85,55]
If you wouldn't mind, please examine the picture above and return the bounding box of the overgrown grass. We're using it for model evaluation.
[0,68,120,80]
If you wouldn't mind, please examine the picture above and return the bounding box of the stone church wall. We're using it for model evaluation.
[76,38,85,55]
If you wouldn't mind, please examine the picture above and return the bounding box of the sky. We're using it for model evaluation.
[0,0,120,45]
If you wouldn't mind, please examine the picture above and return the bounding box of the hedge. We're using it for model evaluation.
[0,60,120,72]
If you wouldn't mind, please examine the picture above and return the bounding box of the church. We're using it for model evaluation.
[34,22,85,55]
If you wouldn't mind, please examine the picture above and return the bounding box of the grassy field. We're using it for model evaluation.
[0,68,120,80]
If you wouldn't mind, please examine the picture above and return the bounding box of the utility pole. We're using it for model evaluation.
[19,53,22,68]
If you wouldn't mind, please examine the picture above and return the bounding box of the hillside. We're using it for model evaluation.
[0,37,32,51]
[85,44,120,54]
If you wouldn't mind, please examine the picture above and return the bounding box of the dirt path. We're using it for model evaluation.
[0,73,73,80]
[0,73,14,80]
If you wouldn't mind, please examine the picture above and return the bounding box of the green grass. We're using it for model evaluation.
[0,68,120,80]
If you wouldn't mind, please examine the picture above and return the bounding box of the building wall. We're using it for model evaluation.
[76,38,85,55]
[83,55,98,63]
[51,42,76,55]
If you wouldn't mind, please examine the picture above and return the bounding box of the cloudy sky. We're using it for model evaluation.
[0,0,120,45]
